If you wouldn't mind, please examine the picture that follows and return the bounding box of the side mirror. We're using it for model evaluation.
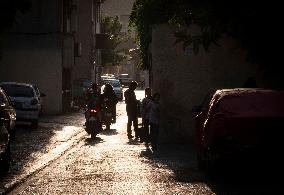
[40,92,46,97]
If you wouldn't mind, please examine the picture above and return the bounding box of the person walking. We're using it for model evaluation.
[124,81,139,139]
[147,93,160,151]
[141,87,152,147]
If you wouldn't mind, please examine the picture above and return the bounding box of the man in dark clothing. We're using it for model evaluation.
[124,81,139,139]
[102,83,118,123]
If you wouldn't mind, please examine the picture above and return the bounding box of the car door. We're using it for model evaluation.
[0,90,16,131]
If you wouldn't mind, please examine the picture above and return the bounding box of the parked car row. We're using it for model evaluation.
[101,73,133,87]
[0,82,45,173]
[192,88,284,174]
[117,73,132,87]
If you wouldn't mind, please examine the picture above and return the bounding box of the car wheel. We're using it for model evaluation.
[90,132,97,139]
[203,148,220,176]
[105,124,110,131]
[0,143,11,174]
[197,155,206,170]
[31,120,38,129]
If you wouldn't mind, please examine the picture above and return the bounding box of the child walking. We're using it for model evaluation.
[141,88,152,147]
[147,93,160,151]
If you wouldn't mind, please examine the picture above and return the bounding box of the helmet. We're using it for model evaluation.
[104,83,113,93]
[129,81,138,89]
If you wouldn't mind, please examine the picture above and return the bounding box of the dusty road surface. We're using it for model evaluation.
[0,89,280,194]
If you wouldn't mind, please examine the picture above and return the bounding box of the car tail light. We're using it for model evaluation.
[31,98,39,105]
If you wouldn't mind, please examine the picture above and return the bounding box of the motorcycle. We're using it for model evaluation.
[85,105,102,138]
[102,97,115,131]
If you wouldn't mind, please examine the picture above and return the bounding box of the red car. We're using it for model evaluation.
[194,88,284,171]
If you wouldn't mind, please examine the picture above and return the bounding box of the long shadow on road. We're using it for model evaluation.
[139,143,205,183]
[99,128,118,136]
[206,160,283,194]
[140,143,281,194]
[0,112,84,193]
[84,137,104,146]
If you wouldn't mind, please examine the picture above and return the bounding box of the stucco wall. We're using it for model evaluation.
[0,0,63,114]
[151,24,262,143]
[0,46,62,114]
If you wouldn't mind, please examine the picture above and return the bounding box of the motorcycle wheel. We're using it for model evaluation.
[105,124,110,131]
[91,131,97,139]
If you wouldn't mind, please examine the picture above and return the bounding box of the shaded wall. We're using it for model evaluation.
[151,24,262,143]
[0,0,63,113]
[0,35,62,113]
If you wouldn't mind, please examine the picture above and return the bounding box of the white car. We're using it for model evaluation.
[0,82,42,128]
[117,73,132,87]
[101,79,123,101]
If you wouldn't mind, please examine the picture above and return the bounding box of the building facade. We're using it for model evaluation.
[0,0,102,113]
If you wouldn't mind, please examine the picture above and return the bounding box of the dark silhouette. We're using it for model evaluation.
[102,83,118,123]
[147,93,160,151]
[124,81,139,139]
[140,87,152,147]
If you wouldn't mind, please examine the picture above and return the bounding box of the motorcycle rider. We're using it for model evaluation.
[102,83,118,123]
[85,83,103,130]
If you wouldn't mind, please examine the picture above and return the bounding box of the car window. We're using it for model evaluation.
[0,84,35,97]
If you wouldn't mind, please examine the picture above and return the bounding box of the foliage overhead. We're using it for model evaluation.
[129,0,281,70]
[100,15,128,66]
